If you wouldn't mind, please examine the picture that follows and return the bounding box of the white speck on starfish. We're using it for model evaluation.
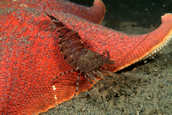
[54,95,57,100]
[52,85,56,91]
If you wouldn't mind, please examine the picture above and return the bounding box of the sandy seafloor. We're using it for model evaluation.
[39,0,172,115]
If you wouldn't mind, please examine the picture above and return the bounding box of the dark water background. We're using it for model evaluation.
[41,0,172,114]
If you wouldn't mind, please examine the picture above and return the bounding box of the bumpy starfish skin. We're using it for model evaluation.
[0,0,105,114]
[53,12,172,72]
[0,10,84,115]
[0,0,105,23]
[1,2,172,115]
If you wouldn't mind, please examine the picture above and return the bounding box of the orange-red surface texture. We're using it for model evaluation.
[1,0,172,114]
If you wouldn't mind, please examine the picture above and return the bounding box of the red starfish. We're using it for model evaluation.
[53,12,172,72]
[0,0,105,114]
[0,0,105,24]
[1,0,172,115]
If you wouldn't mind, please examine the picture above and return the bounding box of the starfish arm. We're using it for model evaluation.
[48,0,106,23]
[89,0,106,23]
[0,0,105,23]
[53,12,172,72]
